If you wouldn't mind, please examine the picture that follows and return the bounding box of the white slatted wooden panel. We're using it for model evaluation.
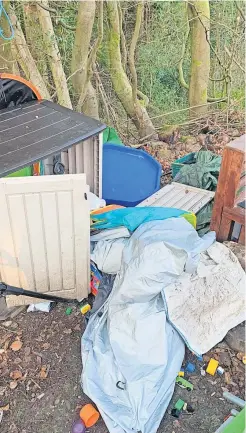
[137,182,215,214]
[0,175,90,307]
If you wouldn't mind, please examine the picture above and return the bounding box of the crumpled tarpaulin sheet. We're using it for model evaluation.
[82,218,215,433]
[163,241,246,355]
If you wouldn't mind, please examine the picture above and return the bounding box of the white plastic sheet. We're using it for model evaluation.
[82,218,215,433]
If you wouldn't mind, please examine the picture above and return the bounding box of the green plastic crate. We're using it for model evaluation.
[171,152,196,178]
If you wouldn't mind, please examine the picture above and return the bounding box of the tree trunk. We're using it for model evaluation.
[9,9,50,99]
[23,2,49,81]
[37,0,72,108]
[71,0,99,118]
[188,0,210,117]
[106,1,156,138]
[82,81,99,119]
[0,1,19,73]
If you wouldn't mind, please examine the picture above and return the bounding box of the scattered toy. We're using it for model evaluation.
[242,356,246,365]
[223,391,245,408]
[80,303,91,315]
[206,358,219,376]
[217,366,224,375]
[65,307,73,315]
[185,362,196,373]
[72,419,86,433]
[178,371,184,377]
[171,408,181,418]
[175,377,193,391]
[80,404,100,427]
[174,399,185,411]
[186,404,195,413]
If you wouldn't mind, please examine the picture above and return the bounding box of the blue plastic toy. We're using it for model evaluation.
[185,362,196,373]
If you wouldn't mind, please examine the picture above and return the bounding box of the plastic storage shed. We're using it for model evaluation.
[102,144,161,206]
[0,98,106,197]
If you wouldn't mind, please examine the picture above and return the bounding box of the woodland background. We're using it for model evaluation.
[0,0,245,140]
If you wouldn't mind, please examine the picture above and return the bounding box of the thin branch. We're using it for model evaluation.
[234,1,245,22]
[36,0,76,31]
[178,2,190,90]
[128,0,144,103]
[150,100,229,121]
[94,64,110,124]
[76,0,103,111]
[224,46,245,73]
[36,1,56,14]
[137,89,149,107]
[118,3,127,71]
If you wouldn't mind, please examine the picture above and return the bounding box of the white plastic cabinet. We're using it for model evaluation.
[0,174,90,307]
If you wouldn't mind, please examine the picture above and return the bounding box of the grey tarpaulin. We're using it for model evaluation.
[82,218,215,433]
[174,150,222,234]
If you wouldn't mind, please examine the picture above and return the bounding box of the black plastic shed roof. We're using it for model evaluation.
[0,99,106,177]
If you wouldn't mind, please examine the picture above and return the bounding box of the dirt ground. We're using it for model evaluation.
[0,305,245,433]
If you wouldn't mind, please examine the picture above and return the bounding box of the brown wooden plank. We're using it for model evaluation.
[217,213,233,242]
[210,141,245,235]
[223,206,245,225]
[239,225,245,245]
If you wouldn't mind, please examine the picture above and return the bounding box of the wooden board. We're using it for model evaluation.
[0,174,90,307]
[137,182,214,214]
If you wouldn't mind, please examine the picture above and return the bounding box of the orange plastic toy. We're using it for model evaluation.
[79,404,100,427]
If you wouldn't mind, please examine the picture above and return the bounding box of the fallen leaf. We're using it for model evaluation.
[4,339,11,351]
[9,381,18,390]
[225,372,231,385]
[10,340,23,352]
[73,324,81,331]
[13,357,22,364]
[0,387,6,396]
[236,352,244,361]
[0,349,4,355]
[24,347,31,356]
[42,343,50,350]
[3,321,12,327]
[39,365,49,379]
[37,393,45,400]
[10,370,22,380]
[0,404,9,411]
[63,329,72,335]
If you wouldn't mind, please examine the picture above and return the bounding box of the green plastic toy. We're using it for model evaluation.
[175,377,193,391]
[221,407,245,433]
[174,399,185,411]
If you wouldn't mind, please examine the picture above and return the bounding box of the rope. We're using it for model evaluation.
[0,0,14,41]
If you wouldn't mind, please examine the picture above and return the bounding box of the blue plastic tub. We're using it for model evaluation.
[102,143,161,206]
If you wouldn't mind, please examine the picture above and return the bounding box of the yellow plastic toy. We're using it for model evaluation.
[206,358,219,376]
[178,371,185,377]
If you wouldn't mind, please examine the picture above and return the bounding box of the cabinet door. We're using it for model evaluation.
[0,174,90,306]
